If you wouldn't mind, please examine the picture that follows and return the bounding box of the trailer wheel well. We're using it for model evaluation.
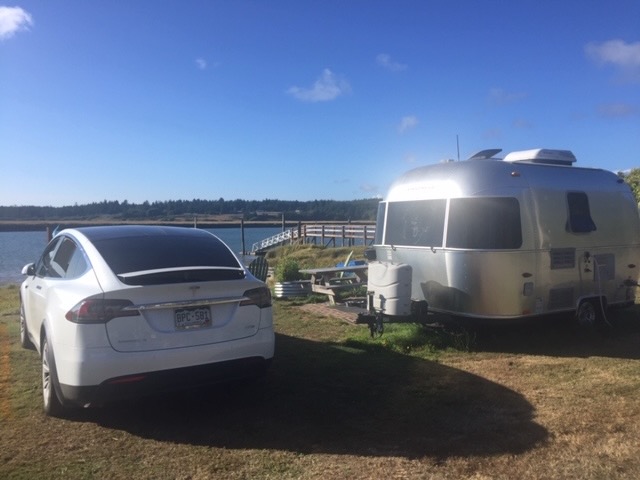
[575,297,607,330]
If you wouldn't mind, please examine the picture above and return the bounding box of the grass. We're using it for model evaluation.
[2,283,640,479]
[265,244,367,272]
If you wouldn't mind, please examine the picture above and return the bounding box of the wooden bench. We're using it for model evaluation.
[299,265,368,305]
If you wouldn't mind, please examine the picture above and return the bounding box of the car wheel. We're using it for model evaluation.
[19,301,35,350]
[41,335,65,417]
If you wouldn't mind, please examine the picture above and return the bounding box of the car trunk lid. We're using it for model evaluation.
[104,279,265,353]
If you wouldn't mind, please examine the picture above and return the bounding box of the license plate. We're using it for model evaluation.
[174,307,211,329]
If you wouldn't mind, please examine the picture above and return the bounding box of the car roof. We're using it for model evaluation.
[72,225,212,241]
[61,225,246,285]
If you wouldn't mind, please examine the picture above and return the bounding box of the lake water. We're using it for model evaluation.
[0,227,283,285]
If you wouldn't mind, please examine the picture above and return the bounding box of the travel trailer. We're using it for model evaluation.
[363,148,640,329]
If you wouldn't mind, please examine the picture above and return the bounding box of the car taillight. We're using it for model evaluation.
[239,287,272,308]
[65,299,140,324]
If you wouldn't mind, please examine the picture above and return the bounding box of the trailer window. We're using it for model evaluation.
[566,192,596,233]
[384,200,446,247]
[447,197,522,249]
[374,202,386,244]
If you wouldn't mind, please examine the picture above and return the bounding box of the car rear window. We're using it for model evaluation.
[90,231,243,283]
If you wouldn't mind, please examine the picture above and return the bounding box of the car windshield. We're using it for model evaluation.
[87,229,244,284]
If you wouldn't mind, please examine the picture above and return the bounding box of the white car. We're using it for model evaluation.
[20,225,274,416]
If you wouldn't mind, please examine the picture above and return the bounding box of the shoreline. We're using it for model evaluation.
[0,219,374,233]
[0,220,285,233]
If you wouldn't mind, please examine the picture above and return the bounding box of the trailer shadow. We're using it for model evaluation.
[79,333,547,460]
[464,306,640,359]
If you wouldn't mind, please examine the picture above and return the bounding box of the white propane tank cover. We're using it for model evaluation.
[368,262,413,316]
[504,148,576,166]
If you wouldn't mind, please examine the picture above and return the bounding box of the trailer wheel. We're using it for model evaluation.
[576,299,602,330]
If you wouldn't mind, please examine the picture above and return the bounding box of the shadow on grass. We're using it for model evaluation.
[462,306,640,360]
[78,333,547,460]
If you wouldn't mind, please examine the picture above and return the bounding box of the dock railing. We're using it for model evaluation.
[251,223,375,254]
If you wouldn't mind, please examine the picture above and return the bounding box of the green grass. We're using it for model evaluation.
[265,244,367,272]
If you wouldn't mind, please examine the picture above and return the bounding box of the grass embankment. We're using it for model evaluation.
[1,248,640,479]
[265,244,366,267]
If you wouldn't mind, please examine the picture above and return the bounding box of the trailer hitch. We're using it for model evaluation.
[369,312,384,337]
[363,291,384,337]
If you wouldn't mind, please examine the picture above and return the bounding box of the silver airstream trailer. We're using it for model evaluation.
[364,148,640,328]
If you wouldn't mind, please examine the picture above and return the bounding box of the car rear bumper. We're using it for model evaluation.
[59,355,272,407]
[51,326,275,406]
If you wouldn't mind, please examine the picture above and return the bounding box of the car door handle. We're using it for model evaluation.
[36,285,42,290]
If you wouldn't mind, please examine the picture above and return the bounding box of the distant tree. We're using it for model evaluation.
[622,169,640,205]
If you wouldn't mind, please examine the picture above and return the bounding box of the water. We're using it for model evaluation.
[0,231,50,285]
[0,227,283,285]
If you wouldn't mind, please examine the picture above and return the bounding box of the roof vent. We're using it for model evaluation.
[503,149,576,166]
[467,148,503,160]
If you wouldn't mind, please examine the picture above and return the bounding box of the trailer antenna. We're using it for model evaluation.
[456,135,460,161]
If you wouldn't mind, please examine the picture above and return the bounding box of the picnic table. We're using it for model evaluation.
[299,264,368,305]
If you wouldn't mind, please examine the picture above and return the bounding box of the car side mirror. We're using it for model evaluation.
[22,263,36,276]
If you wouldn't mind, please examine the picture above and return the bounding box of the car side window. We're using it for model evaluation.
[64,244,89,278]
[36,238,62,278]
[52,238,76,274]
[36,237,87,279]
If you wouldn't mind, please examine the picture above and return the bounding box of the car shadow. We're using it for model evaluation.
[76,333,548,460]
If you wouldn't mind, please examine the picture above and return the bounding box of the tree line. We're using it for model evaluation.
[3,170,640,223]
[0,198,381,222]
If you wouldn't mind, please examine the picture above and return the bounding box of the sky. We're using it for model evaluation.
[1,1,639,207]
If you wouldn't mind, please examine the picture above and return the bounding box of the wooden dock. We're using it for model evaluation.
[251,223,376,254]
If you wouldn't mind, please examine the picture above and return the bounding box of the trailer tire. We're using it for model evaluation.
[576,299,603,331]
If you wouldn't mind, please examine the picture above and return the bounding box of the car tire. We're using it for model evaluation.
[19,301,35,350]
[41,335,66,417]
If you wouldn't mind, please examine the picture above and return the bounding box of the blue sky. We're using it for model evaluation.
[1,1,639,207]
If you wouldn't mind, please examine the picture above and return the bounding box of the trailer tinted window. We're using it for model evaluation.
[447,197,522,249]
[566,192,596,233]
[384,200,446,247]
